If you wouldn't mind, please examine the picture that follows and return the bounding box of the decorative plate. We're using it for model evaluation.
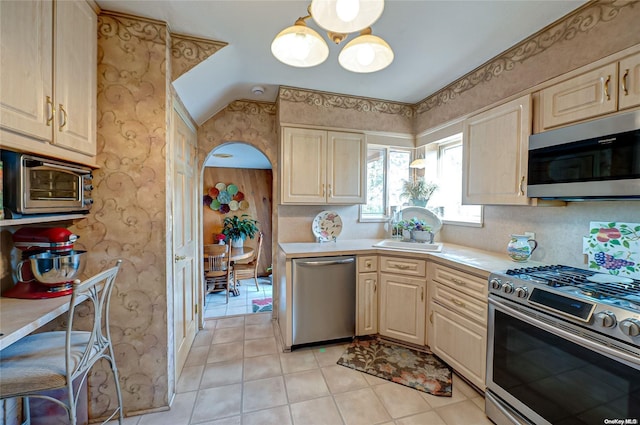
[239,200,250,210]
[217,191,231,204]
[399,207,443,235]
[227,184,238,195]
[215,182,227,191]
[229,200,239,211]
[312,211,343,242]
[233,191,245,201]
[208,187,219,198]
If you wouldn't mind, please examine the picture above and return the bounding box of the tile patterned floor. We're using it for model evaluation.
[204,278,273,319]
[117,314,493,425]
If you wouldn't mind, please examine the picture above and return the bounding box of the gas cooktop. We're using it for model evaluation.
[489,265,640,343]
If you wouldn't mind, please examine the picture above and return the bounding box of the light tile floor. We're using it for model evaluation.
[117,314,493,425]
[205,277,273,318]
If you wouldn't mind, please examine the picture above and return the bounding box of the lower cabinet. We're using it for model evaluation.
[356,256,378,335]
[427,263,487,389]
[379,256,427,345]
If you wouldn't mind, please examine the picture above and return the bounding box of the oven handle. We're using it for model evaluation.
[25,159,91,175]
[489,297,640,367]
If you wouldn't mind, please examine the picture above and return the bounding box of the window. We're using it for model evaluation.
[360,145,411,221]
[424,134,482,225]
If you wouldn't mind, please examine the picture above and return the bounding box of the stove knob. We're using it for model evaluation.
[619,319,640,337]
[490,278,502,290]
[502,282,514,294]
[514,287,528,298]
[593,311,616,328]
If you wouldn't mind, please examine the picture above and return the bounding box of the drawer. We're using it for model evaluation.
[431,263,487,300]
[358,256,378,273]
[380,256,426,277]
[432,282,487,325]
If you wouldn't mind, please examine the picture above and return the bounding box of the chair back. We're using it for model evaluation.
[204,244,228,271]
[66,260,122,382]
[253,232,263,267]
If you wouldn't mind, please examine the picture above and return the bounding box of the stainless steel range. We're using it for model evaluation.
[485,265,640,425]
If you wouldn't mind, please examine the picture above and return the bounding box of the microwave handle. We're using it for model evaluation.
[25,159,91,175]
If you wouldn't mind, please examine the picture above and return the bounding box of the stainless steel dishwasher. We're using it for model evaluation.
[292,255,356,347]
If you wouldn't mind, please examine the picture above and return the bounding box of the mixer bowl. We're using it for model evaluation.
[27,250,87,285]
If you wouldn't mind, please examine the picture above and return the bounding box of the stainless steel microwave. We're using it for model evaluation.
[1,151,93,216]
[527,109,640,200]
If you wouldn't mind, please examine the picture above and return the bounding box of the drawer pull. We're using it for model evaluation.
[374,281,377,292]
[421,287,424,302]
[365,260,372,268]
[392,264,411,270]
[622,68,629,95]
[452,298,466,308]
[451,278,466,286]
[604,75,611,101]
[429,311,433,324]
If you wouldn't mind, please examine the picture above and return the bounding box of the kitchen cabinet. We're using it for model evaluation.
[539,52,640,130]
[281,127,366,204]
[619,52,640,111]
[379,256,426,345]
[0,0,97,163]
[427,263,487,389]
[356,256,378,336]
[462,94,531,205]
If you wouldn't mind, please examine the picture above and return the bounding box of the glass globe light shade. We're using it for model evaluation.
[311,0,384,33]
[271,22,329,67]
[338,31,393,73]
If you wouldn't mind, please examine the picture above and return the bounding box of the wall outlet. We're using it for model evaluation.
[524,231,536,240]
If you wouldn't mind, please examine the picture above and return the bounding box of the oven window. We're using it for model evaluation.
[528,129,640,185]
[492,310,640,424]
[29,170,79,200]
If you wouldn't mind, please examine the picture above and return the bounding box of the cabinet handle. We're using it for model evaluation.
[59,104,67,130]
[392,264,411,270]
[452,298,466,308]
[328,184,332,196]
[622,68,629,96]
[174,255,186,262]
[519,176,525,196]
[451,278,466,286]
[46,96,55,126]
[374,281,377,292]
[429,311,433,324]
[322,184,325,196]
[421,287,424,302]
[365,260,371,268]
[604,75,611,101]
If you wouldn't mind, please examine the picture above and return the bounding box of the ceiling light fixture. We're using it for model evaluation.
[271,0,393,73]
[409,158,427,169]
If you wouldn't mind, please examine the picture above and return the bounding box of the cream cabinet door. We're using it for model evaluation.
[429,302,486,390]
[53,0,97,156]
[619,52,640,111]
[357,272,378,336]
[540,63,618,130]
[0,0,52,141]
[379,273,426,345]
[281,127,327,204]
[327,131,366,204]
[462,94,531,205]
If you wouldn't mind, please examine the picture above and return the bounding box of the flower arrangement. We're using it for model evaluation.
[395,217,431,232]
[400,178,438,207]
[214,233,226,244]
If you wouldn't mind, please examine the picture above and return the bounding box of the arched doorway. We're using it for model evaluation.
[200,142,274,318]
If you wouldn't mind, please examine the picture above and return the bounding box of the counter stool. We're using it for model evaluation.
[0,260,124,425]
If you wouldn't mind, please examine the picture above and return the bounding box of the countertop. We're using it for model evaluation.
[279,239,543,278]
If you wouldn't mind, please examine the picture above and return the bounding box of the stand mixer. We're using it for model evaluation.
[4,227,86,299]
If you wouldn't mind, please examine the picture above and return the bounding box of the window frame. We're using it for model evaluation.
[359,144,413,223]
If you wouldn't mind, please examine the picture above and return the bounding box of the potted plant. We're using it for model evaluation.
[400,178,438,207]
[395,217,433,242]
[222,214,259,248]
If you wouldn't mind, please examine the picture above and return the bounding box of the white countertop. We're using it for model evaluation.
[279,239,542,277]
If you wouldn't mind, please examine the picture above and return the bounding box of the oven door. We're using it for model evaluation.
[487,297,640,425]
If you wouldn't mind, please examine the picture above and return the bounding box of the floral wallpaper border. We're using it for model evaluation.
[414,0,636,115]
[171,33,227,81]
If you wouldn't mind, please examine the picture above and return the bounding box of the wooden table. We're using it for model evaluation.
[229,246,254,262]
[0,295,84,350]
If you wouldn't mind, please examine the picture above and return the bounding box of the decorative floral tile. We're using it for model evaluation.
[583,222,640,279]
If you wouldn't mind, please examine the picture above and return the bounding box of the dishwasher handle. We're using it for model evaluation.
[296,257,355,267]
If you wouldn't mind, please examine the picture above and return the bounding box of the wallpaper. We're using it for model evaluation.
[69,11,170,417]
[171,33,227,81]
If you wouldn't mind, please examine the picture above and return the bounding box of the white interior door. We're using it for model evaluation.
[172,101,198,377]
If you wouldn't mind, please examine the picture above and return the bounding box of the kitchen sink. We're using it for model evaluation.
[373,239,443,252]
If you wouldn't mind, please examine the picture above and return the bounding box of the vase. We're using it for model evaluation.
[411,199,427,207]
[507,234,538,262]
[231,236,245,248]
[412,230,434,243]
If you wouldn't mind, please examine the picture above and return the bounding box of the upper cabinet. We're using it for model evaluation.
[462,94,532,206]
[281,127,366,205]
[0,0,97,164]
[538,52,640,131]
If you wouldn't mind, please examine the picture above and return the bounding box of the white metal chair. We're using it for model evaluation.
[0,260,124,425]
[204,244,234,303]
[233,232,263,291]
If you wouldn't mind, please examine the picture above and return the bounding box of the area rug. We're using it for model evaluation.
[337,336,452,396]
[251,297,272,313]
